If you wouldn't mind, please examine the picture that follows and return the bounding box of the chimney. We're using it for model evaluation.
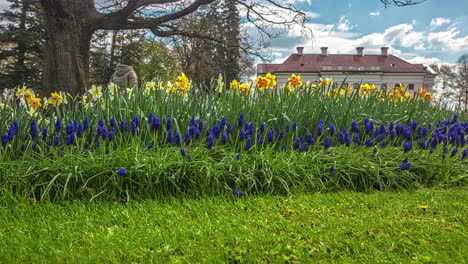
[321,47,328,56]
[296,47,304,56]
[381,47,388,56]
[356,47,364,56]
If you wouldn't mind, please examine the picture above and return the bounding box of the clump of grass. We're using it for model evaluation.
[1,143,465,201]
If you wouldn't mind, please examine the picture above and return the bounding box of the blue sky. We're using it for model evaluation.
[1,0,466,65]
[255,0,468,65]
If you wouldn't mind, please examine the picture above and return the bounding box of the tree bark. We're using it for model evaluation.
[40,0,96,96]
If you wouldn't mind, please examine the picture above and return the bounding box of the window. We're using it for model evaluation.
[395,84,400,88]
[353,83,359,89]
[359,66,365,70]
[349,66,355,70]
[375,66,381,70]
[409,84,414,90]
[338,66,343,70]
[382,84,387,90]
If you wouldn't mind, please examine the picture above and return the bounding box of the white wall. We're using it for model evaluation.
[270,72,434,94]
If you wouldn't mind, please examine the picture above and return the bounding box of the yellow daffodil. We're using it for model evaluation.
[48,92,62,107]
[238,83,251,95]
[378,91,386,101]
[419,206,428,210]
[42,97,49,107]
[344,85,353,95]
[0,103,5,108]
[23,89,34,104]
[89,85,102,100]
[15,87,28,98]
[397,83,406,95]
[288,74,303,88]
[327,88,346,99]
[423,92,432,101]
[165,81,177,95]
[389,91,400,103]
[146,81,156,90]
[60,92,68,105]
[230,79,240,90]
[215,74,224,93]
[404,92,412,100]
[319,77,333,88]
[29,97,42,110]
[419,88,432,101]
[144,82,155,94]
[176,72,190,94]
[265,73,277,88]
[126,88,133,96]
[256,76,270,91]
[359,83,377,96]
[26,107,38,117]
[108,83,118,95]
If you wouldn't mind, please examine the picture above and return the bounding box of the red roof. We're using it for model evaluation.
[258,54,432,74]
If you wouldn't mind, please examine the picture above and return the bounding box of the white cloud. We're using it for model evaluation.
[271,55,290,64]
[336,16,353,32]
[429,17,451,28]
[246,8,465,67]
[284,0,312,4]
[427,28,468,51]
[369,11,380,17]
[405,56,441,64]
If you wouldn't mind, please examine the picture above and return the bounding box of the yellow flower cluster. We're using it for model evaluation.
[256,73,277,92]
[163,73,191,100]
[14,87,67,114]
[388,83,412,103]
[15,88,42,110]
[176,73,190,94]
[419,88,432,101]
[287,74,303,95]
[230,79,251,95]
[327,85,353,99]
[359,83,377,96]
[319,77,333,89]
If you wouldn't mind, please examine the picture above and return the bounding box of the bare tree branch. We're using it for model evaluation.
[379,0,427,7]
[97,0,216,30]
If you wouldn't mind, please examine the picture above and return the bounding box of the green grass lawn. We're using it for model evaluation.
[0,189,466,263]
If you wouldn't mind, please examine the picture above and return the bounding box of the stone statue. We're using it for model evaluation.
[109,64,138,91]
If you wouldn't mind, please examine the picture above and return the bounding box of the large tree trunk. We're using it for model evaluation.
[40,0,96,97]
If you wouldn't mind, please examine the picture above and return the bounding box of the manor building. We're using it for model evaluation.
[257,47,436,92]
